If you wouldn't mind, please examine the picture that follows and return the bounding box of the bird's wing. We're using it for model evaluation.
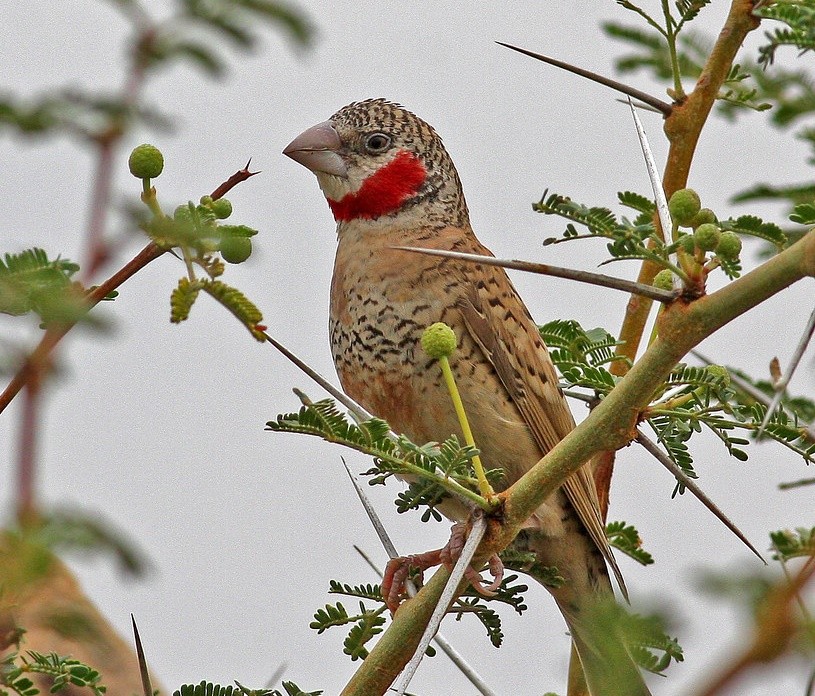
[458,262,627,599]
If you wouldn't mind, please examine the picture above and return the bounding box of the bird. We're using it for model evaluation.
[284,98,650,696]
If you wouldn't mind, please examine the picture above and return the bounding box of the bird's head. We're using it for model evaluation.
[284,99,469,227]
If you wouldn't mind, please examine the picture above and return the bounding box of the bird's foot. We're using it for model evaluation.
[381,522,504,614]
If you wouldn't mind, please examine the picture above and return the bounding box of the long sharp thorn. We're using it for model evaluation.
[390,246,676,303]
[636,430,766,563]
[496,41,673,116]
[628,98,672,242]
[263,331,375,422]
[353,546,499,696]
[394,513,488,695]
[343,458,399,559]
[131,615,153,696]
[627,97,682,297]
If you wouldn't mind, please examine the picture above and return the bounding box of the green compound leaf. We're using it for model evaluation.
[0,248,85,322]
[770,527,815,561]
[343,606,386,661]
[606,521,654,566]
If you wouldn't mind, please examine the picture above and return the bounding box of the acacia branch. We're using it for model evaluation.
[341,229,815,695]
[1,166,258,417]
[614,0,762,371]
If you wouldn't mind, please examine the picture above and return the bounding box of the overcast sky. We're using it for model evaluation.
[1,2,813,694]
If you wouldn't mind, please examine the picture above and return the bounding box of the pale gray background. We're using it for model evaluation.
[1,2,813,695]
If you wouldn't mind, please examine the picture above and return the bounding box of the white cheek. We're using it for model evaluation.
[315,172,352,201]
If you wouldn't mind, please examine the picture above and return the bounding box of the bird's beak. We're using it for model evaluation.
[283,120,348,178]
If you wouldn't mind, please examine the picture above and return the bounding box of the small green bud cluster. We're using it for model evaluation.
[174,196,251,264]
[131,144,257,265]
[668,188,741,264]
[128,144,164,179]
[200,195,233,220]
[652,269,675,291]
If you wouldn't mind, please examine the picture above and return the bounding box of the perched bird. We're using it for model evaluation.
[284,99,650,695]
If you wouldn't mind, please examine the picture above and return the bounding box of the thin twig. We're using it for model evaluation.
[394,512,488,696]
[757,305,815,437]
[210,159,260,201]
[635,429,765,563]
[496,41,673,116]
[778,477,815,490]
[390,246,676,302]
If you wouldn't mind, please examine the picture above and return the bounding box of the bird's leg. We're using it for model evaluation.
[382,522,504,613]
[440,522,504,596]
[382,550,438,613]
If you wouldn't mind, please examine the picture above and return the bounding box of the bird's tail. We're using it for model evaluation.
[563,608,653,696]
[516,528,652,696]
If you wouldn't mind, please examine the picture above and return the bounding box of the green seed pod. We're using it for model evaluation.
[715,230,742,260]
[199,195,213,206]
[128,144,164,179]
[694,223,721,252]
[677,234,696,254]
[690,207,716,228]
[421,322,457,359]
[210,198,233,219]
[668,188,701,226]
[706,364,731,387]
[219,236,252,264]
[653,269,675,291]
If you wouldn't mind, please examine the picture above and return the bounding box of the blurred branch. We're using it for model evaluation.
[82,22,155,280]
[693,554,815,696]
[0,242,166,416]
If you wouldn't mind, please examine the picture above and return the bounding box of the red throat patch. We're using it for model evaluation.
[328,150,426,222]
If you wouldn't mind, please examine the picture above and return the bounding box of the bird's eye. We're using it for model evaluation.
[364,133,391,153]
